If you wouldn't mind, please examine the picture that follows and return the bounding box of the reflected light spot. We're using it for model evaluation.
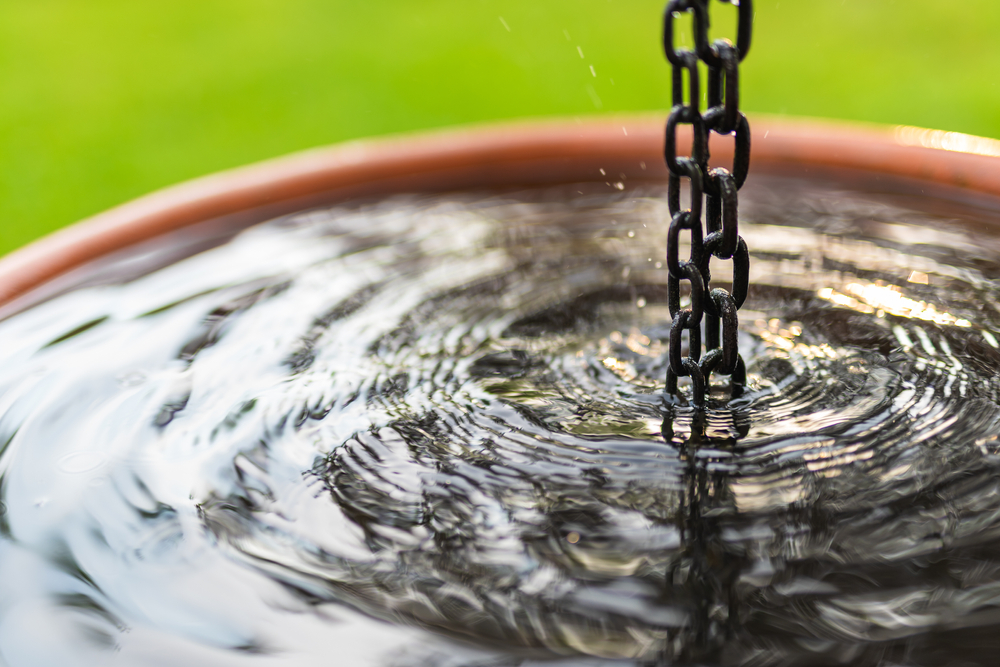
[818,282,971,327]
[895,126,1000,158]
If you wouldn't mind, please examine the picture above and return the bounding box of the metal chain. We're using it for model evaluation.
[662,0,751,409]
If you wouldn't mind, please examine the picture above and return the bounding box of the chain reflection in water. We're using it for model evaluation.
[661,407,749,665]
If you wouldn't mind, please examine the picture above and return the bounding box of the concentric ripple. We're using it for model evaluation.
[0,176,1000,665]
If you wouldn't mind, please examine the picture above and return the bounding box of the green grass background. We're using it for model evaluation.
[0,0,997,255]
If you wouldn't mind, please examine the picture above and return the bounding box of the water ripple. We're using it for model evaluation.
[0,177,999,664]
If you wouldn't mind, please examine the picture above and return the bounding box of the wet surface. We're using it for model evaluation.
[1,174,1000,665]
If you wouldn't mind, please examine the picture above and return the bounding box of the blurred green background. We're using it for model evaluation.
[0,0,997,256]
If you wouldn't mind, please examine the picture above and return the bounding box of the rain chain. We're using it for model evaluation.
[662,0,752,408]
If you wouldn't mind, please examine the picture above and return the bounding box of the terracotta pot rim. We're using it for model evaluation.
[2,112,1000,312]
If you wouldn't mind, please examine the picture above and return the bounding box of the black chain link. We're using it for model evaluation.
[662,0,751,408]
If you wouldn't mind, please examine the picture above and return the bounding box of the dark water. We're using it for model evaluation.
[2,174,1000,666]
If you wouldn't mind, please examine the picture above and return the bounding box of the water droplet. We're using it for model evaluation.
[57,451,106,474]
[118,371,147,387]
[585,84,602,109]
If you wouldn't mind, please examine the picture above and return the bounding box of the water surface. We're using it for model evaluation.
[0,175,999,665]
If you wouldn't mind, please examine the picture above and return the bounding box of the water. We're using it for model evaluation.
[1,173,1000,666]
